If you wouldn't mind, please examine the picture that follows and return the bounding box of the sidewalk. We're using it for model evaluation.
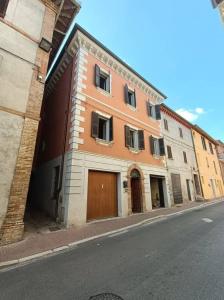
[0,199,223,267]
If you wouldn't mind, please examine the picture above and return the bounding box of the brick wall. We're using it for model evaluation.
[0,4,56,245]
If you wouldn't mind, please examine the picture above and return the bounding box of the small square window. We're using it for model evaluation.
[95,64,110,93]
[129,129,138,149]
[127,90,136,107]
[98,117,108,140]
[167,145,173,159]
[164,119,169,131]
[179,127,183,138]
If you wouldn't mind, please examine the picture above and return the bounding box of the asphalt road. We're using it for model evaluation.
[1,202,224,300]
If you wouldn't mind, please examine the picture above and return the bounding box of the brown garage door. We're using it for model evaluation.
[171,173,183,204]
[87,171,117,221]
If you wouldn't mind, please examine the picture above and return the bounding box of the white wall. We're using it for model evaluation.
[63,150,171,226]
[161,111,199,204]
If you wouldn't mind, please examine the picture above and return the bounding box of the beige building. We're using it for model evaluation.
[0,0,80,245]
[192,126,224,200]
[212,0,224,22]
[216,140,224,183]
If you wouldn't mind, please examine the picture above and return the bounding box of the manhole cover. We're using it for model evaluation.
[89,293,123,300]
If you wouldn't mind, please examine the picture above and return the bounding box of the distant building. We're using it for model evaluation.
[161,105,202,205]
[212,0,224,22]
[31,24,171,228]
[216,140,224,183]
[0,0,80,245]
[191,126,224,200]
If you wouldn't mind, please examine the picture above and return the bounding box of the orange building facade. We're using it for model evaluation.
[32,25,171,226]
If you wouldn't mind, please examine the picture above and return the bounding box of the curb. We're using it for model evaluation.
[0,198,223,269]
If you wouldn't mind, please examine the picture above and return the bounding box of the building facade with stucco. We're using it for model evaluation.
[216,140,224,183]
[161,105,202,205]
[31,25,172,228]
[192,126,224,200]
[0,0,80,245]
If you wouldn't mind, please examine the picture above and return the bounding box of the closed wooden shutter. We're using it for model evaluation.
[159,138,165,156]
[155,105,161,120]
[91,111,99,138]
[109,117,113,141]
[138,130,145,150]
[150,136,155,155]
[133,90,137,107]
[146,101,151,116]
[124,84,129,104]
[95,64,100,87]
[0,0,9,18]
[183,151,187,163]
[167,145,173,159]
[125,125,130,147]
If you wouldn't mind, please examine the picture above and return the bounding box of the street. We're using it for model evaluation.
[1,201,224,300]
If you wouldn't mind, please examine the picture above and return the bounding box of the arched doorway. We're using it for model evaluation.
[131,169,142,213]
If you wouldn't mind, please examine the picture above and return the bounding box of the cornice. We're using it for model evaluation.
[46,30,165,104]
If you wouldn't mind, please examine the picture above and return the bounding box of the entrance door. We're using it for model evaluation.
[131,169,142,213]
[186,179,192,201]
[171,173,183,204]
[87,171,117,221]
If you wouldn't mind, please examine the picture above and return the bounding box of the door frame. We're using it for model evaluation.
[127,164,146,215]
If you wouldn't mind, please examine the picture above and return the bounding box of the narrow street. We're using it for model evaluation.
[1,201,224,300]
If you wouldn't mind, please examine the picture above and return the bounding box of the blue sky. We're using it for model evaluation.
[73,0,224,140]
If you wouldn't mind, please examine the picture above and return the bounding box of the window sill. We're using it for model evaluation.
[153,154,161,159]
[128,147,141,154]
[97,87,111,97]
[126,104,137,111]
[95,138,114,146]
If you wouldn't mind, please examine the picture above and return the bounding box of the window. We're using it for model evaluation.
[52,166,60,199]
[179,127,183,138]
[150,136,165,156]
[0,0,9,18]
[95,64,110,93]
[167,145,173,159]
[125,84,136,107]
[201,136,207,150]
[146,101,161,120]
[213,161,217,174]
[125,125,145,150]
[164,119,169,131]
[201,176,204,184]
[206,157,209,168]
[209,142,214,154]
[91,112,113,142]
[183,151,188,163]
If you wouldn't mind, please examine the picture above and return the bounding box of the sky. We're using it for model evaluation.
[63,0,224,140]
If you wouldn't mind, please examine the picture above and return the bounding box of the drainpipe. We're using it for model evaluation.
[55,52,75,222]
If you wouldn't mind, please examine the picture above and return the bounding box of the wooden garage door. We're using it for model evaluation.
[87,171,117,221]
[171,173,183,204]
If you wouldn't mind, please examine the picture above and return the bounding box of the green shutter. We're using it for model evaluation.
[138,130,145,150]
[109,117,113,141]
[155,105,161,120]
[95,64,100,87]
[159,138,165,156]
[125,125,130,147]
[124,84,129,104]
[150,136,155,155]
[91,112,99,138]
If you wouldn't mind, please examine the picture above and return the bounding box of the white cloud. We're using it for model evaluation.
[175,108,199,122]
[175,107,206,122]
[195,107,205,114]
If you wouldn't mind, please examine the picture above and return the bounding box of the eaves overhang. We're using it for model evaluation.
[47,24,167,100]
[50,0,81,65]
